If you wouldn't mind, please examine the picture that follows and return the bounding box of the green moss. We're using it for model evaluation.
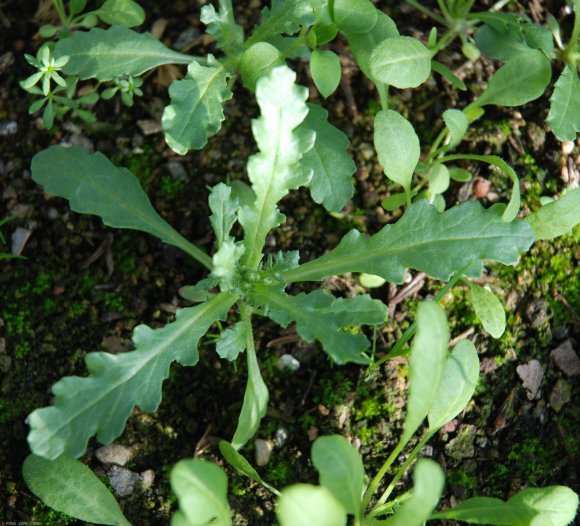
[103,291,129,313]
[161,175,186,199]
[123,144,158,189]
[447,467,478,494]
[266,458,294,486]
[31,504,76,525]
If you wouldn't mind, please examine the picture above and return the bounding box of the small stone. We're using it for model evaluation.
[276,353,300,372]
[0,121,17,136]
[2,186,16,199]
[307,426,319,441]
[317,404,330,416]
[108,465,140,497]
[561,141,574,155]
[421,445,434,457]
[254,439,273,467]
[11,227,32,256]
[140,469,155,489]
[96,444,135,466]
[174,26,201,50]
[549,379,572,412]
[359,142,374,161]
[274,428,288,447]
[165,161,187,180]
[473,178,491,198]
[551,340,580,377]
[516,359,546,399]
[137,119,162,135]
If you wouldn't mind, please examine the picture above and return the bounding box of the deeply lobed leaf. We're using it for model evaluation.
[27,293,237,459]
[282,200,535,284]
[162,57,233,154]
[55,26,192,81]
[250,285,386,364]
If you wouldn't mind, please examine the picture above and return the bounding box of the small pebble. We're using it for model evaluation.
[276,353,300,372]
[254,439,273,467]
[11,227,31,256]
[95,444,135,466]
[108,465,140,497]
[274,428,288,447]
[140,469,155,489]
[0,121,17,136]
[516,359,545,399]
[561,141,574,155]
[551,340,580,377]
[166,161,187,180]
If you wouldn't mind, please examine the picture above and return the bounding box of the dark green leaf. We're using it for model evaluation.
[310,49,341,98]
[547,66,580,141]
[527,188,580,240]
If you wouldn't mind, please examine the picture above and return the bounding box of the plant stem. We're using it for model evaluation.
[369,270,464,369]
[563,0,580,68]
[373,431,434,509]
[51,0,68,25]
[405,0,449,27]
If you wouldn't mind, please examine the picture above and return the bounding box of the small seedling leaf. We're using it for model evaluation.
[526,188,580,240]
[277,484,347,526]
[209,183,239,247]
[547,66,580,141]
[310,49,342,98]
[332,0,378,34]
[96,0,145,27]
[443,109,469,147]
[216,322,247,361]
[468,282,506,338]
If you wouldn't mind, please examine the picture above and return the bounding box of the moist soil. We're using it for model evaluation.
[0,1,579,525]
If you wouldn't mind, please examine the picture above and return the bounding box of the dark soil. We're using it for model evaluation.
[1,1,579,525]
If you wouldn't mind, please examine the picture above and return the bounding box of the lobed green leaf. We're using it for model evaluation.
[23,454,131,526]
[31,146,212,268]
[162,57,233,154]
[171,459,232,526]
[55,26,192,81]
[27,293,237,459]
[200,1,244,55]
[216,322,247,361]
[282,200,535,284]
[209,183,239,248]
[526,188,580,240]
[250,285,387,364]
[300,103,356,212]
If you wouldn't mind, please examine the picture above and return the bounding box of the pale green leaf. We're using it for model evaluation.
[281,201,535,284]
[474,50,551,108]
[162,57,233,154]
[277,484,347,526]
[547,66,580,141]
[345,11,399,78]
[240,42,283,91]
[300,103,356,212]
[359,273,386,288]
[449,167,472,182]
[374,109,420,193]
[248,0,315,44]
[23,454,131,526]
[216,322,247,361]
[369,36,431,89]
[27,293,237,459]
[527,188,580,240]
[428,340,480,431]
[31,146,212,268]
[55,26,192,80]
[170,459,231,526]
[209,183,239,247]
[403,301,449,441]
[211,239,245,290]
[428,164,450,196]
[231,337,269,449]
[200,2,244,55]
[96,0,145,27]
[443,109,469,147]
[332,0,378,34]
[431,486,579,526]
[383,459,445,526]
[310,49,342,98]
[468,282,506,338]
[250,285,387,365]
[312,435,365,519]
[219,440,263,485]
[238,66,314,267]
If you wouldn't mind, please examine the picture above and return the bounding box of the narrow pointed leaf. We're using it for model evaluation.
[277,484,347,526]
[474,50,551,108]
[428,340,479,431]
[369,36,431,89]
[27,293,237,459]
[238,66,314,267]
[162,57,233,154]
[300,103,356,212]
[23,454,131,526]
[209,183,239,247]
[312,435,365,519]
[403,301,449,441]
[430,486,579,526]
[171,459,232,526]
[282,201,535,284]
[55,26,192,80]
[383,459,445,526]
[526,188,580,240]
[374,109,420,193]
[547,66,580,141]
[219,441,263,485]
[468,282,506,338]
[216,322,247,361]
[31,145,212,268]
[250,285,387,364]
[96,0,145,27]
[231,339,268,449]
